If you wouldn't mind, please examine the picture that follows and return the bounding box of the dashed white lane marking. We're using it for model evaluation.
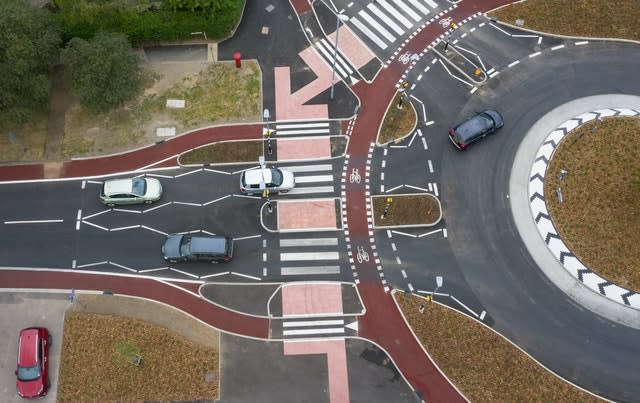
[280,252,340,261]
[575,41,589,46]
[529,51,541,58]
[280,238,338,247]
[281,266,341,275]
[395,256,402,264]
[508,60,520,68]
[422,137,427,149]
[551,44,565,51]
[4,219,63,224]
[428,160,434,173]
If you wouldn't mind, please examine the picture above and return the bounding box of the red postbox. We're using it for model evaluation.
[233,52,241,68]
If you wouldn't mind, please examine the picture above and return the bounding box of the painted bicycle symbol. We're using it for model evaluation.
[439,17,453,28]
[398,51,411,65]
[356,245,370,263]
[349,168,361,184]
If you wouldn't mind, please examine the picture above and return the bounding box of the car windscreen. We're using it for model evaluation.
[131,178,147,196]
[270,169,283,186]
[179,236,191,257]
[17,364,41,381]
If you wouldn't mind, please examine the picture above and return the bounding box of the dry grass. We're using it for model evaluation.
[57,312,219,402]
[0,111,48,162]
[372,194,440,226]
[395,292,603,402]
[489,0,640,41]
[378,92,417,144]
[544,117,640,290]
[179,139,264,164]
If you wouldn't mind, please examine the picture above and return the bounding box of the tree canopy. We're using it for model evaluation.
[61,32,143,112]
[0,0,61,125]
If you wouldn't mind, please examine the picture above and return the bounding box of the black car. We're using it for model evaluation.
[162,234,234,263]
[448,109,504,150]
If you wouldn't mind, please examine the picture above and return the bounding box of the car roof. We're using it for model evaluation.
[18,328,39,366]
[189,236,228,254]
[243,169,274,185]
[455,114,490,142]
[103,178,135,195]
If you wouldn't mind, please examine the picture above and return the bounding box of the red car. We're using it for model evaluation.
[15,327,51,398]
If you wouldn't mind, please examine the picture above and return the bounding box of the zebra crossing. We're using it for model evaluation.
[313,38,359,83]
[278,315,358,339]
[286,164,336,195]
[270,120,338,137]
[278,235,343,276]
[347,0,442,50]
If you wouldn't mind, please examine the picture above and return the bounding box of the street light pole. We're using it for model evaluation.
[330,14,349,101]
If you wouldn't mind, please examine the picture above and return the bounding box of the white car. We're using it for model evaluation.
[239,167,295,195]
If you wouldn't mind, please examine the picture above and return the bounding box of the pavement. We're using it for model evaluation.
[2,0,639,401]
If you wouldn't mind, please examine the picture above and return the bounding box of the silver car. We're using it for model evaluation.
[239,167,295,195]
[100,177,163,206]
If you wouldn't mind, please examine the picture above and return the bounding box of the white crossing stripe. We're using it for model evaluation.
[286,164,333,173]
[367,3,404,35]
[276,122,329,129]
[294,175,333,183]
[424,0,439,9]
[286,186,334,194]
[407,0,430,15]
[277,128,331,136]
[281,266,341,275]
[280,252,340,261]
[358,9,396,42]
[351,17,388,49]
[283,319,344,327]
[283,327,345,336]
[280,238,338,247]
[391,0,421,21]
[378,0,413,29]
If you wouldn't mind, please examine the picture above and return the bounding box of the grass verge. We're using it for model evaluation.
[488,0,640,41]
[0,111,48,162]
[58,312,219,402]
[377,92,417,145]
[372,194,441,227]
[544,117,640,291]
[395,292,602,402]
[179,140,264,165]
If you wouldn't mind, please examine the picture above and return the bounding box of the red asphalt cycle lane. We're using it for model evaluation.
[344,0,514,401]
[0,270,269,338]
[0,124,262,181]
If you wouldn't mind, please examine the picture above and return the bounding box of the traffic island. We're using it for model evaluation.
[179,139,263,165]
[376,91,418,146]
[371,193,442,228]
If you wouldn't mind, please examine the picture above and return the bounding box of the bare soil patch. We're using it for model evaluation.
[544,117,640,291]
[377,91,417,145]
[57,312,219,402]
[372,194,441,227]
[489,0,640,41]
[395,292,602,402]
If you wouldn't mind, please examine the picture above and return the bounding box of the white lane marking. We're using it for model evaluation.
[234,234,262,241]
[280,238,338,247]
[428,160,434,173]
[280,252,340,261]
[173,201,202,207]
[385,185,403,193]
[81,181,86,189]
[508,60,520,68]
[294,175,334,183]
[470,87,478,94]
[401,269,407,278]
[489,71,500,78]
[140,225,168,236]
[422,137,428,150]
[4,219,63,224]
[367,3,404,35]
[286,164,333,173]
[418,229,442,237]
[110,225,141,232]
[378,0,412,29]
[283,319,344,327]
[81,221,109,231]
[263,253,267,262]
[551,44,565,51]
[109,261,136,272]
[575,41,589,46]
[391,243,397,251]
[76,261,108,268]
[202,194,231,206]
[405,184,430,193]
[392,230,416,238]
[529,51,541,58]
[489,23,511,36]
[395,256,402,264]
[443,228,448,238]
[286,186,335,194]
[316,39,349,77]
[351,16,388,49]
[359,9,396,42]
[174,169,201,178]
[281,266,341,275]
[143,201,172,212]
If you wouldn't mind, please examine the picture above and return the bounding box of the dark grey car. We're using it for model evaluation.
[448,109,504,150]
[162,234,234,263]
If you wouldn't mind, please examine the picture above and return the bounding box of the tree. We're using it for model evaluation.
[61,32,143,112]
[0,0,61,125]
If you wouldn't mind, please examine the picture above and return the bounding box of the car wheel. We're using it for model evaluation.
[107,203,115,207]
[280,190,288,193]
[144,200,153,204]
[211,260,220,264]
[169,260,177,263]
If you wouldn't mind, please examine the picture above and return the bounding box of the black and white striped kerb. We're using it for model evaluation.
[528,108,640,308]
